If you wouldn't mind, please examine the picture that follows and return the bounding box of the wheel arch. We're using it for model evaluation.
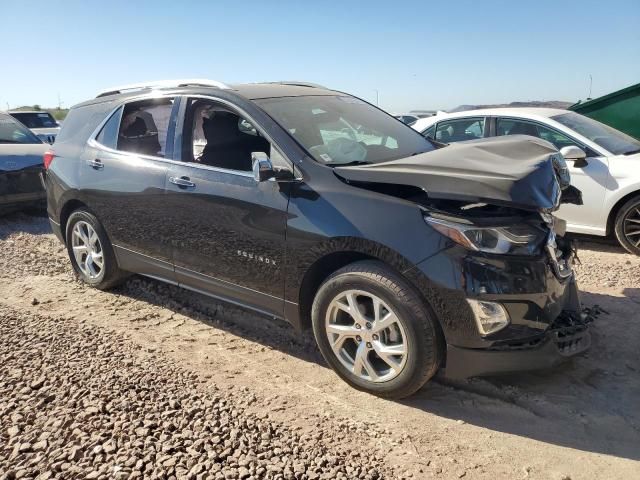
[59,199,91,242]
[296,250,449,371]
[607,189,640,236]
[297,250,375,331]
[294,240,447,344]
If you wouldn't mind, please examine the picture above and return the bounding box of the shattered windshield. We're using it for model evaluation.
[256,95,435,165]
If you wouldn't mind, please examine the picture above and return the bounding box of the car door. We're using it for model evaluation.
[82,96,179,279]
[164,97,291,317]
[495,117,609,231]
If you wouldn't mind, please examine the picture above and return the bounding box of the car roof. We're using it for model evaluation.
[413,107,570,131]
[71,81,342,110]
[231,83,339,99]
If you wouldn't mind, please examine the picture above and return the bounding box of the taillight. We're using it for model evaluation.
[43,151,55,169]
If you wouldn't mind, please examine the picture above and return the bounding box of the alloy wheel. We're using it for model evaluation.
[71,221,104,279]
[325,290,408,383]
[623,206,640,249]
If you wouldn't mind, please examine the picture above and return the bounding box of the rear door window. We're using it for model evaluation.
[435,117,485,143]
[116,98,175,157]
[497,118,576,150]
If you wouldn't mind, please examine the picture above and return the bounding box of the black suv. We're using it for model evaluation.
[45,79,591,398]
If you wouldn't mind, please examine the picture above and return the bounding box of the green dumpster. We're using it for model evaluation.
[569,82,640,141]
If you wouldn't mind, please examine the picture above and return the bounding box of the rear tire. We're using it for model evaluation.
[614,196,640,255]
[311,260,443,399]
[65,209,127,289]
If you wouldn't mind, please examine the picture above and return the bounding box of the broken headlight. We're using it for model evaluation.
[425,216,547,255]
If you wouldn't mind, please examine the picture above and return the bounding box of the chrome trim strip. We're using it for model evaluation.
[140,273,179,287]
[112,244,173,269]
[177,282,284,320]
[139,274,285,320]
[113,243,290,303]
[175,263,284,302]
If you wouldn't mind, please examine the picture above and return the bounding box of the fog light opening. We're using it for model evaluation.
[467,299,510,335]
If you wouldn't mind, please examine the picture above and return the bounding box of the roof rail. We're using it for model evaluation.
[268,81,329,89]
[96,79,231,98]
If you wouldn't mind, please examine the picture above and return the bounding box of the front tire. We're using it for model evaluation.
[311,261,443,399]
[614,196,640,255]
[65,209,127,289]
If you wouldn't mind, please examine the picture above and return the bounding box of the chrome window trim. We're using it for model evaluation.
[87,91,300,180]
[182,93,300,179]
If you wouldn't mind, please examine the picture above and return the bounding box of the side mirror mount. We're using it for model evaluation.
[560,146,588,168]
[251,152,294,182]
[252,152,275,182]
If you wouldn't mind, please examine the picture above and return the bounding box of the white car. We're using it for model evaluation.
[8,111,60,144]
[413,108,640,254]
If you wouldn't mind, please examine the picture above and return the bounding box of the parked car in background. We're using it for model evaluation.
[0,112,47,215]
[45,80,590,398]
[8,110,60,144]
[394,114,420,125]
[394,110,438,125]
[413,109,640,255]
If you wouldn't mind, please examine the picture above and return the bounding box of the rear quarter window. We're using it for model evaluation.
[55,102,116,145]
[95,107,123,149]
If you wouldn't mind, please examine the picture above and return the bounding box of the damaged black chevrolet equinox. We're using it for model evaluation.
[45,79,592,398]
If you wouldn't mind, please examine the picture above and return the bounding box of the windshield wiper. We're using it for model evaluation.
[624,149,640,156]
[329,160,371,167]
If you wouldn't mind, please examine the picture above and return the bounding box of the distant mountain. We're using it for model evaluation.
[450,100,572,113]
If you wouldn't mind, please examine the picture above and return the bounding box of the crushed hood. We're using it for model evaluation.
[334,135,573,212]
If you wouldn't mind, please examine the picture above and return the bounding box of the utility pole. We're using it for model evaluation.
[588,74,593,100]
[57,93,62,110]
[375,89,379,106]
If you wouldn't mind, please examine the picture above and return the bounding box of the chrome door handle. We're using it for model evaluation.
[169,176,196,188]
[87,159,104,169]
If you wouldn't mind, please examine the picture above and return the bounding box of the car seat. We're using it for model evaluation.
[200,112,269,171]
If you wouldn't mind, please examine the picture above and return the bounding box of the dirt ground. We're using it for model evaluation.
[1,212,639,480]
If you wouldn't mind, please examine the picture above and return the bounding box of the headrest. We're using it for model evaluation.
[202,111,240,144]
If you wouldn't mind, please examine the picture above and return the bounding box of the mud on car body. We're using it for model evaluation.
[45,79,592,398]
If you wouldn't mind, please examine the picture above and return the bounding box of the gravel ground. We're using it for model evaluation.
[1,212,639,480]
[0,303,389,480]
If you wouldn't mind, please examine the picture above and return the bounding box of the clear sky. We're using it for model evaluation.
[2,0,639,112]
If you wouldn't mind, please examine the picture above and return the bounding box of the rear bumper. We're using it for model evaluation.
[444,311,592,378]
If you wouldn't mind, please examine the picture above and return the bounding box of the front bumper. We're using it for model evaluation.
[405,230,595,378]
[444,309,592,378]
